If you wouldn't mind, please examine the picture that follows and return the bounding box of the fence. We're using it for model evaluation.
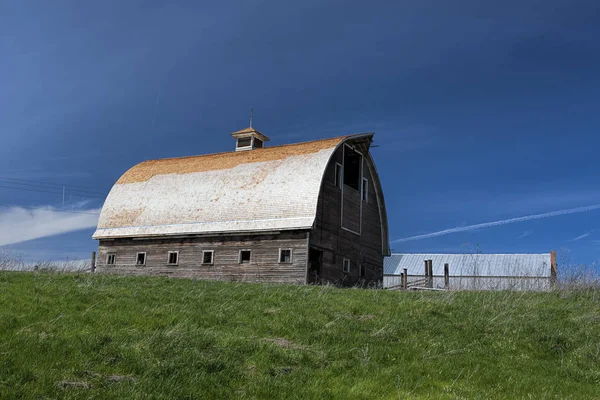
[384,259,553,291]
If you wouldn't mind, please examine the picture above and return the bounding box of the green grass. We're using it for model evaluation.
[1,272,599,399]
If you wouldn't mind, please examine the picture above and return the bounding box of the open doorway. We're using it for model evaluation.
[308,248,323,283]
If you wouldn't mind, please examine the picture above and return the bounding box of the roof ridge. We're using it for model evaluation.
[118,133,374,184]
[143,134,355,164]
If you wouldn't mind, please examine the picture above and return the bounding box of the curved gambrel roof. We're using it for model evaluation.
[93,134,374,239]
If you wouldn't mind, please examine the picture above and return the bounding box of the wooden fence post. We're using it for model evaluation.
[424,260,429,282]
[444,263,449,289]
[428,260,434,288]
[91,251,96,273]
[402,268,408,289]
[550,250,557,288]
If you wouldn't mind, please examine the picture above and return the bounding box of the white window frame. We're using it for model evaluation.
[239,249,252,264]
[334,163,343,189]
[278,248,293,264]
[362,178,369,202]
[136,252,146,266]
[343,258,351,274]
[202,250,214,265]
[106,253,116,265]
[236,136,258,151]
[167,251,179,266]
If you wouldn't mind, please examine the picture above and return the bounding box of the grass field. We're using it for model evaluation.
[1,271,599,399]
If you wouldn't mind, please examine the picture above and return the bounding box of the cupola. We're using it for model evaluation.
[231,127,270,151]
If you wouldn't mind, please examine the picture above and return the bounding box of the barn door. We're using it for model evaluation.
[308,248,322,283]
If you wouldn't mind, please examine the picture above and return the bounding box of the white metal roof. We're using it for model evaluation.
[93,134,371,239]
[384,253,552,277]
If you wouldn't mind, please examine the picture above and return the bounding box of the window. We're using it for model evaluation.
[202,250,214,265]
[136,252,146,266]
[239,250,251,264]
[362,178,369,202]
[106,253,116,265]
[279,249,292,263]
[343,258,351,273]
[254,138,263,148]
[167,251,179,265]
[359,264,365,278]
[343,146,362,190]
[237,137,252,148]
[334,163,343,189]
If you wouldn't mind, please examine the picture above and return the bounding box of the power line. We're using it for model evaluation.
[0,184,106,199]
[0,176,109,193]
[0,179,108,196]
[0,204,101,216]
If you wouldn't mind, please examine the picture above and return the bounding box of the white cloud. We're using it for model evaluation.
[0,206,100,247]
[393,203,600,243]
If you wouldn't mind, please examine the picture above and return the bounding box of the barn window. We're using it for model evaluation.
[359,264,365,278]
[106,253,116,265]
[343,258,351,273]
[239,250,251,264]
[237,137,252,148]
[279,249,292,263]
[334,163,343,189]
[136,252,146,266]
[202,250,214,265]
[343,146,362,190]
[362,178,369,202]
[254,138,263,148]
[167,251,179,265]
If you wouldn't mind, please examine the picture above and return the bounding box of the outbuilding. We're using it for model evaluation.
[384,252,557,290]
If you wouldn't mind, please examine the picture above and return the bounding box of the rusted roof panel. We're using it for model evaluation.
[93,135,370,239]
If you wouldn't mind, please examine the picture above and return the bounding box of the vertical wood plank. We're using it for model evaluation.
[444,263,449,289]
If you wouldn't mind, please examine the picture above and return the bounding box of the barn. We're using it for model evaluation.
[384,252,557,291]
[92,127,390,286]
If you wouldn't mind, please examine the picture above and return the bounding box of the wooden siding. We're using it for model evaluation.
[97,231,308,284]
[341,186,361,233]
[310,140,385,286]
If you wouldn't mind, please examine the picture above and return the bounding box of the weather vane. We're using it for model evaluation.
[249,107,253,128]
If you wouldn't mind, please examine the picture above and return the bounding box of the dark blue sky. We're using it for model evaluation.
[1,1,600,266]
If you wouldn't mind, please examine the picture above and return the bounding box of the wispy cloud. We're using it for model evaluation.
[516,230,533,239]
[393,203,600,243]
[569,232,592,242]
[0,206,100,247]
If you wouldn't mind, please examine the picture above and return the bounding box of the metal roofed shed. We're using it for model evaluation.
[384,252,557,291]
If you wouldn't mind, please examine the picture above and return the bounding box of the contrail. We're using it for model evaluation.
[569,231,592,242]
[393,203,600,243]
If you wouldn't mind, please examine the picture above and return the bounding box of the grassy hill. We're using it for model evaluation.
[1,272,599,399]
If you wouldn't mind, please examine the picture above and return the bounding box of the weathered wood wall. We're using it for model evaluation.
[310,140,385,286]
[341,187,361,233]
[97,231,308,284]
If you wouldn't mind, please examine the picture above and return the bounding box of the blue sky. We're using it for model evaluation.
[1,1,600,267]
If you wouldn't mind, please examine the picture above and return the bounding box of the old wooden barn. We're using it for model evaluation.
[93,127,390,286]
